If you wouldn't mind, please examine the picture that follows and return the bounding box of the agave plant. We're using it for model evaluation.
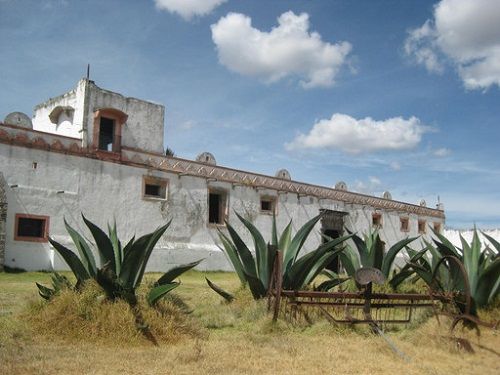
[41,215,202,306]
[36,272,72,300]
[402,228,500,313]
[207,212,352,300]
[318,228,418,290]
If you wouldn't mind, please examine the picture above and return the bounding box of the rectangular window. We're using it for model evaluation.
[143,176,168,200]
[400,217,409,232]
[260,196,277,215]
[372,213,382,228]
[15,214,49,242]
[418,220,426,234]
[433,222,442,233]
[208,189,227,225]
[98,117,115,151]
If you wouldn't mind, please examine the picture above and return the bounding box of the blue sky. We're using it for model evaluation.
[1,0,499,229]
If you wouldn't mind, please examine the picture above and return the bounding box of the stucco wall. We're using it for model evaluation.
[85,82,165,154]
[32,80,86,139]
[0,140,444,272]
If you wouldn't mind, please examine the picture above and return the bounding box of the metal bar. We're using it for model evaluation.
[272,250,283,322]
[280,290,446,301]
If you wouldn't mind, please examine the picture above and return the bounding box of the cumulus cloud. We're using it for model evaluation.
[211,11,352,88]
[285,114,427,154]
[154,0,226,20]
[404,0,500,89]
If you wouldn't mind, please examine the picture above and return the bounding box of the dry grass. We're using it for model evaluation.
[1,270,499,375]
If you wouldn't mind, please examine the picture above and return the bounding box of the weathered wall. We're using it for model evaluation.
[32,80,86,139]
[0,172,6,271]
[0,140,444,272]
[85,82,165,154]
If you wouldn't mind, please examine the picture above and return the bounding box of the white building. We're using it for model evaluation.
[0,79,445,272]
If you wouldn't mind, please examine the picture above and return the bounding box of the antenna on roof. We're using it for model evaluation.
[86,64,90,80]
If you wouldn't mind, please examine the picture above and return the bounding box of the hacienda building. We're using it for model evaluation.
[0,79,445,272]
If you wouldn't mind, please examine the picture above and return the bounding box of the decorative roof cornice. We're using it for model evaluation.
[0,126,445,219]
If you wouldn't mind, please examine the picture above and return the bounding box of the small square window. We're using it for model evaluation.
[418,220,426,234]
[260,196,277,215]
[433,222,442,233]
[15,214,49,242]
[143,176,168,200]
[400,217,409,232]
[208,189,228,225]
[372,213,382,228]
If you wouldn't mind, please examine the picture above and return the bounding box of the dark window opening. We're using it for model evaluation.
[145,184,161,197]
[17,218,45,238]
[418,220,426,234]
[15,215,49,242]
[261,200,271,211]
[98,117,115,151]
[372,213,382,228]
[434,222,442,233]
[400,217,409,232]
[209,192,225,224]
[143,177,168,200]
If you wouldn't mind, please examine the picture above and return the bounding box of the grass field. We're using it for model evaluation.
[0,270,499,375]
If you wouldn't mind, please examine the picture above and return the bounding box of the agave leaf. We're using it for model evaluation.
[51,272,72,291]
[243,270,267,299]
[371,233,384,270]
[119,232,155,288]
[380,237,418,277]
[476,257,500,306]
[315,277,350,291]
[389,247,427,289]
[347,231,370,267]
[278,220,293,256]
[64,218,97,277]
[217,230,247,284]
[49,237,90,282]
[206,277,234,302]
[36,282,55,300]
[108,221,123,275]
[301,247,345,288]
[271,214,278,247]
[122,235,135,257]
[283,214,323,274]
[225,220,258,278]
[432,228,462,258]
[235,212,269,289]
[134,221,172,288]
[481,231,500,254]
[147,282,179,306]
[82,214,116,272]
[156,259,203,286]
[286,235,351,290]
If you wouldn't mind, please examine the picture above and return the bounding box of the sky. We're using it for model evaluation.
[1,0,499,229]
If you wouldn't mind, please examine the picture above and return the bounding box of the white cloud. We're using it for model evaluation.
[433,147,451,157]
[404,0,500,90]
[210,11,352,88]
[285,114,427,154]
[154,0,226,20]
